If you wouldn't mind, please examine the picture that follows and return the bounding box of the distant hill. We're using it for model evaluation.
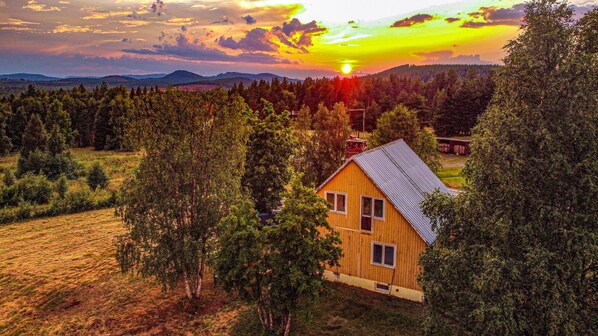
[369,64,501,82]
[0,70,300,95]
[0,73,60,81]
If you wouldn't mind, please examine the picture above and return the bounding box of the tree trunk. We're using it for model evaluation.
[283,313,292,336]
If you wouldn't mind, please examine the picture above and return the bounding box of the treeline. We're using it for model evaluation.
[0,83,157,155]
[230,69,495,136]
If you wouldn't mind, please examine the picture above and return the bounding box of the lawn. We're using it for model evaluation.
[0,209,424,335]
[437,154,467,189]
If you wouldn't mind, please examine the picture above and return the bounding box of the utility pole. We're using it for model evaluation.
[348,108,366,137]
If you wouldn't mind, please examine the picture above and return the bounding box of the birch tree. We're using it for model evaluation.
[116,89,252,300]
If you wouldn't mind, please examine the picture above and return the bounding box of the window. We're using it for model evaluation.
[360,196,384,231]
[375,282,391,293]
[371,242,395,268]
[324,191,347,214]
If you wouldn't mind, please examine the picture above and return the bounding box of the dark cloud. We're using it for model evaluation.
[218,18,326,54]
[211,17,232,25]
[390,14,435,28]
[445,17,460,23]
[151,0,166,16]
[121,38,132,43]
[241,15,256,25]
[272,18,327,52]
[415,50,492,65]
[462,4,525,28]
[218,28,277,52]
[123,32,291,64]
[181,25,187,32]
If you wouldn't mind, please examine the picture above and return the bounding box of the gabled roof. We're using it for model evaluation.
[317,139,450,245]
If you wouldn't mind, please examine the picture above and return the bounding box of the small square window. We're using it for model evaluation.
[336,194,346,213]
[374,199,384,219]
[372,242,395,268]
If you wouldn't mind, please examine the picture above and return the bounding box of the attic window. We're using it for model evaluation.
[324,191,347,214]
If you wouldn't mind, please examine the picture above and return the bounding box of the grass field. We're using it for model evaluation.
[0,209,424,335]
[438,154,467,189]
[0,148,143,189]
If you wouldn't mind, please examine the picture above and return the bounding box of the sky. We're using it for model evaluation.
[0,0,595,78]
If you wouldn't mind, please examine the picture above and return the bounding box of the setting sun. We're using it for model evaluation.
[341,63,353,75]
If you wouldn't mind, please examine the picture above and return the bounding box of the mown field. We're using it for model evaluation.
[0,209,424,335]
[437,154,467,189]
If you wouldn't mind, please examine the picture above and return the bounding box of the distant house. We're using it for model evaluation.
[316,139,449,302]
[436,137,471,155]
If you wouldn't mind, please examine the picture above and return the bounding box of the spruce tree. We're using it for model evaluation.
[419,2,597,334]
[20,114,46,158]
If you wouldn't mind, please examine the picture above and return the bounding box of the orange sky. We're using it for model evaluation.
[0,0,594,77]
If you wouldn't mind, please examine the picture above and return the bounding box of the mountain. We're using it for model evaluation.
[124,73,166,80]
[0,73,60,81]
[369,64,500,82]
[153,70,205,85]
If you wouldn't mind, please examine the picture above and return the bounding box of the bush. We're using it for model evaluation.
[0,185,17,207]
[16,149,79,180]
[55,175,68,199]
[87,162,109,190]
[16,149,48,177]
[2,168,15,186]
[16,201,33,220]
[14,173,53,204]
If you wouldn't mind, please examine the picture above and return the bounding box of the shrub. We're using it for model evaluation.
[14,173,53,204]
[16,201,33,220]
[55,175,68,199]
[2,168,15,187]
[87,162,109,190]
[16,149,79,180]
[0,185,17,207]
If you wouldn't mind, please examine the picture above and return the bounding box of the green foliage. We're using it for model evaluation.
[21,114,47,158]
[369,104,419,148]
[243,99,295,213]
[2,168,15,187]
[297,103,352,187]
[0,106,12,156]
[115,89,252,301]
[46,99,73,145]
[217,177,343,335]
[87,162,109,190]
[14,173,53,205]
[47,125,67,156]
[55,175,67,199]
[370,105,441,171]
[419,2,597,335]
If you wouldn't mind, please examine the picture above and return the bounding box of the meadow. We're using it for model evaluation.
[0,209,424,335]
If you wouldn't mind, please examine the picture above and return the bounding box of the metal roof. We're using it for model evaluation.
[318,139,449,245]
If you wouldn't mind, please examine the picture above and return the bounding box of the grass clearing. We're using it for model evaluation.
[438,154,467,189]
[0,209,424,335]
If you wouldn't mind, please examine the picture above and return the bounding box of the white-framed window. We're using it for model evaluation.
[324,191,347,214]
[360,196,384,231]
[371,241,396,268]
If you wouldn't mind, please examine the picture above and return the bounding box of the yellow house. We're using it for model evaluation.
[316,139,449,302]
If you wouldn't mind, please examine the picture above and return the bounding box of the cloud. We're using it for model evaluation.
[272,18,327,52]
[445,17,460,23]
[218,18,326,54]
[23,0,60,12]
[151,0,166,16]
[461,4,525,28]
[242,15,256,25]
[0,1,5,7]
[415,50,492,65]
[218,28,277,52]
[52,24,91,33]
[390,14,435,27]
[123,32,292,64]
[211,17,232,25]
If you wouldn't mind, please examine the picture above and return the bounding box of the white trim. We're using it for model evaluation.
[323,270,424,302]
[359,195,385,232]
[371,241,396,269]
[324,191,347,215]
[359,195,373,233]
[373,197,385,220]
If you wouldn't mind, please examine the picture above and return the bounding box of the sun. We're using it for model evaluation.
[341,63,352,75]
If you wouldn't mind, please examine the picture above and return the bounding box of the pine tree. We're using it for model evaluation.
[419,2,597,334]
[20,114,47,158]
[46,99,73,145]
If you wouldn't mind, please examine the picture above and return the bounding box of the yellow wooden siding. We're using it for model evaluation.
[317,161,427,291]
